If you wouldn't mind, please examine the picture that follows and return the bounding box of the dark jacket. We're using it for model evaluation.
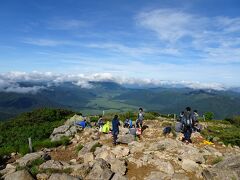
[112,118,120,133]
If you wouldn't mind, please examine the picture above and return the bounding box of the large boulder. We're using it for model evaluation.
[0,164,16,178]
[178,146,205,164]
[50,123,81,142]
[65,114,83,126]
[117,134,135,144]
[202,155,240,179]
[111,146,129,158]
[36,173,49,180]
[111,173,128,180]
[48,173,80,180]
[148,138,180,152]
[128,141,145,154]
[4,170,34,180]
[150,160,175,175]
[16,151,45,167]
[182,159,200,172]
[39,160,70,171]
[144,171,171,180]
[84,152,94,164]
[70,163,91,179]
[78,141,100,158]
[109,159,127,175]
[85,159,113,180]
[52,125,71,135]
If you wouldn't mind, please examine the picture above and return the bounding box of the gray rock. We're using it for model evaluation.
[144,171,171,180]
[4,170,34,180]
[172,173,189,180]
[78,141,99,158]
[84,152,94,164]
[152,160,174,175]
[39,160,70,170]
[16,151,45,167]
[70,163,91,179]
[36,173,49,180]
[85,158,113,180]
[149,138,180,152]
[202,168,239,180]
[179,146,205,164]
[111,173,128,180]
[117,134,135,144]
[48,173,80,180]
[182,159,200,172]
[52,125,71,135]
[128,141,145,154]
[0,164,16,177]
[203,155,240,179]
[50,134,66,142]
[109,159,127,175]
[65,114,83,126]
[111,146,129,158]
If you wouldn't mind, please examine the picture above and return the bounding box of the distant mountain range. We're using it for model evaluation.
[0,81,240,120]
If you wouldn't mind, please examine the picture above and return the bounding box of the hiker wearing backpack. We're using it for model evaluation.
[136,108,144,128]
[112,115,120,145]
[181,107,194,143]
[193,110,201,132]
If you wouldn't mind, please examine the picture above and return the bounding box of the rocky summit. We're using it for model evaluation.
[1,117,240,180]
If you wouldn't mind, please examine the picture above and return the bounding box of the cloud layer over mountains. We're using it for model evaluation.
[0,71,227,93]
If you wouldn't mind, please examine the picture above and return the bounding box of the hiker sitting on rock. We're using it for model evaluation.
[75,118,87,128]
[124,117,133,128]
[102,121,110,134]
[129,125,136,136]
[136,107,144,128]
[97,115,104,127]
[181,107,194,144]
[112,115,120,145]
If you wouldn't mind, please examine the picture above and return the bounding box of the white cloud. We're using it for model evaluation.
[0,71,229,93]
[86,42,180,56]
[136,8,240,63]
[22,38,71,47]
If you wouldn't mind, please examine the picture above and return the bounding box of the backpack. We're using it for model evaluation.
[182,112,193,127]
[136,128,142,135]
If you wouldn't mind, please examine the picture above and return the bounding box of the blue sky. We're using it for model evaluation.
[0,0,240,87]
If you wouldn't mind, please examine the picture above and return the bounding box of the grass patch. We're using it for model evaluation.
[75,144,84,152]
[33,136,71,151]
[90,142,102,153]
[16,157,45,177]
[43,168,73,174]
[212,157,223,165]
[201,124,240,146]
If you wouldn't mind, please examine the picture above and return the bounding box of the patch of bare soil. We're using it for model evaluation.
[127,162,157,180]
[50,143,78,162]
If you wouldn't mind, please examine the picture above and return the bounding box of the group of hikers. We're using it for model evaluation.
[74,106,201,145]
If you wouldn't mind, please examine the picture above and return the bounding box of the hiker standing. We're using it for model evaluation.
[182,107,194,143]
[112,115,120,145]
[136,108,144,128]
[193,110,200,132]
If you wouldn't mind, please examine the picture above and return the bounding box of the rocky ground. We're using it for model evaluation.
[1,117,240,180]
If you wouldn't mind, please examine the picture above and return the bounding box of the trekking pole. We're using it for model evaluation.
[28,137,33,153]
